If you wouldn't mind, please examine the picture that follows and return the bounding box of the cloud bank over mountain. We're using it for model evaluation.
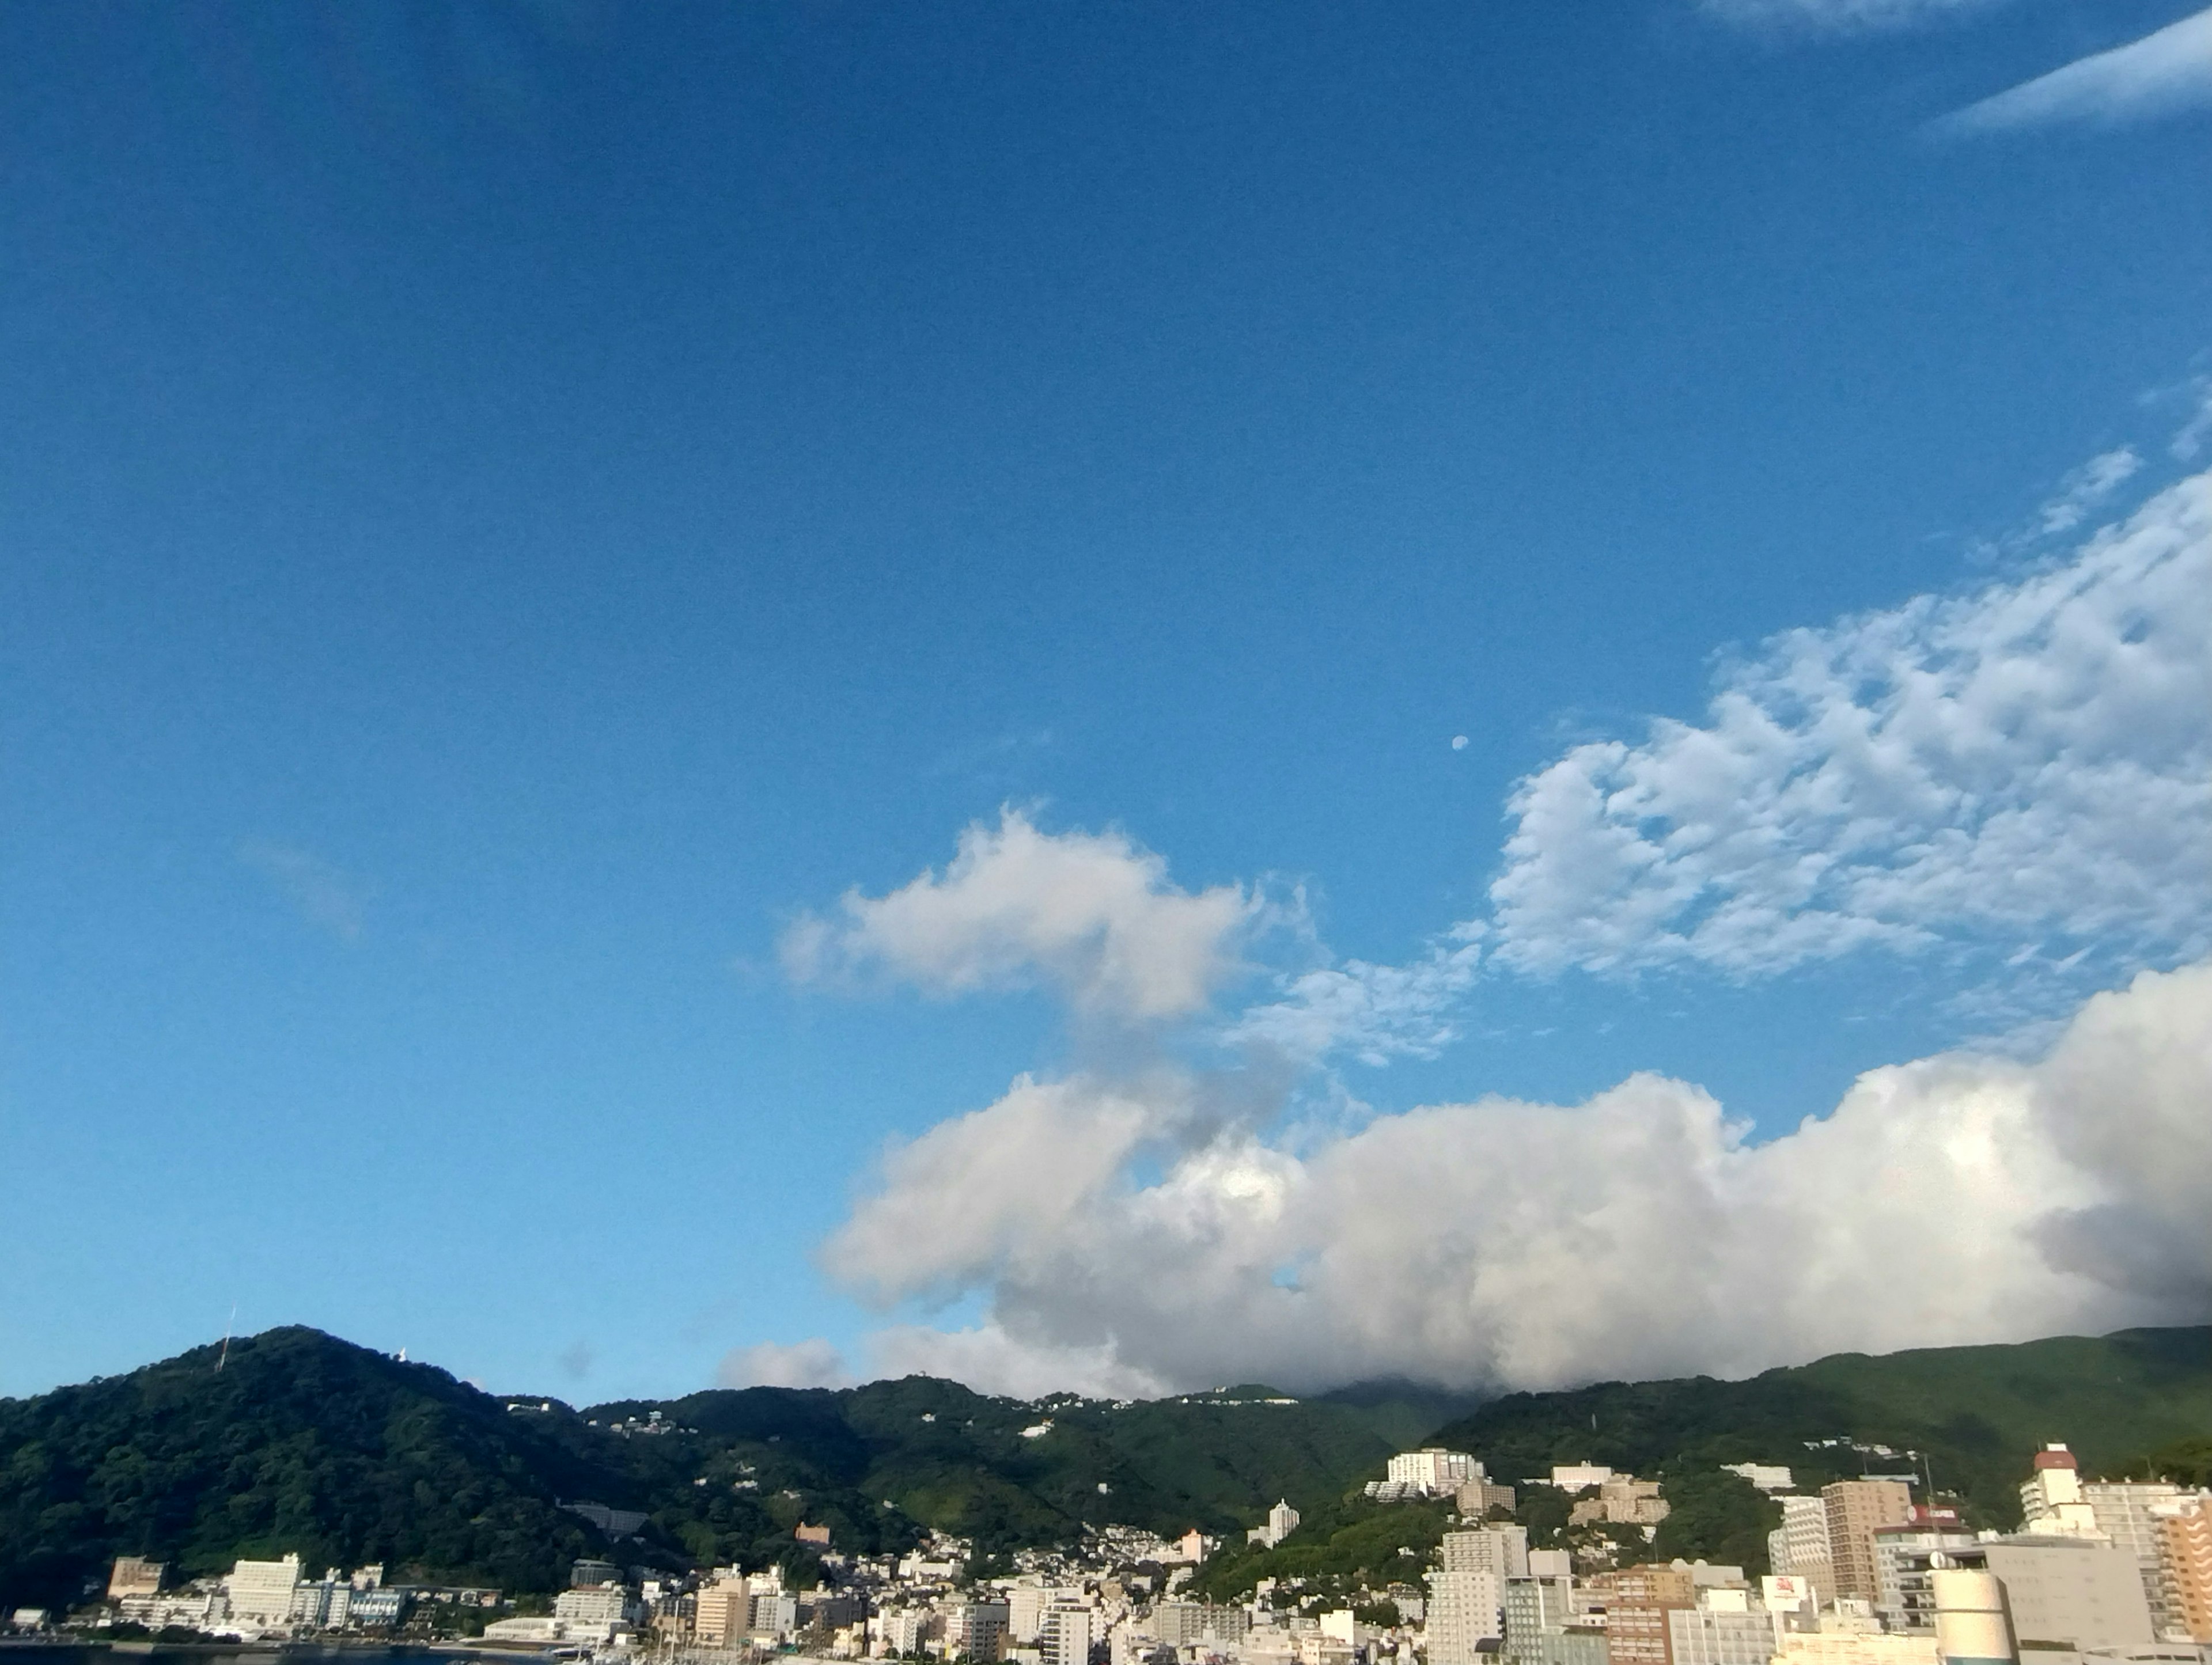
[762,462,2212,1401]
[801,959,2209,1399]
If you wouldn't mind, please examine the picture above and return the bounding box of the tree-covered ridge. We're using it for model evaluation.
[6,1323,2207,1619]
[0,1334,1414,1612]
[1429,1325,2212,1529]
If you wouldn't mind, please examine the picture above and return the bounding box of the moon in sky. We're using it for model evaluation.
[1451,735,1469,750]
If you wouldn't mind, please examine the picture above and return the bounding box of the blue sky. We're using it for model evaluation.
[4,1,2210,1404]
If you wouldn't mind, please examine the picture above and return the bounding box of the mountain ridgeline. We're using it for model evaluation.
[3,1325,2208,1617]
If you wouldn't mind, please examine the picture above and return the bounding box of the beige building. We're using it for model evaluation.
[108,1558,165,1601]
[1823,1481,1915,1603]
[1592,1564,1697,1665]
[694,1577,751,1647]
[2157,1500,2212,1643]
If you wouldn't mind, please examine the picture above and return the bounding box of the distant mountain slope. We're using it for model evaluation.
[0,1328,612,1614]
[1429,1326,2212,1526]
[7,1325,2207,1618]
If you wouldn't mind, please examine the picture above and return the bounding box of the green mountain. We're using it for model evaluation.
[1429,1325,2212,1529]
[0,1332,1407,1613]
[6,1324,2207,1620]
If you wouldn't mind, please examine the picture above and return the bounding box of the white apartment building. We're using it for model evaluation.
[553,1584,631,1640]
[1770,1495,1836,1592]
[1390,1449,1483,1495]
[1426,1569,1507,1665]
[1249,1499,1302,1549]
[1441,1526,1531,1579]
[1666,1591,1783,1665]
[224,1554,303,1629]
[2085,1480,2192,1636]
[1041,1602,1094,1665]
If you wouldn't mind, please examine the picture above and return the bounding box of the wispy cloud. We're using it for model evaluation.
[239,839,368,940]
[2034,446,2142,535]
[1700,0,2001,33]
[1939,5,2212,133]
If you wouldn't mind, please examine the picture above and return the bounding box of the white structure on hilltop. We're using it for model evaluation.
[1390,1449,1483,1495]
[1248,1500,1301,1549]
[1550,1465,1613,1491]
[1722,1464,1796,1493]
[224,1554,302,1629]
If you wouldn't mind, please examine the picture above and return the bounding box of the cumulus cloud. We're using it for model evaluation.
[781,809,1256,1022]
[1486,468,2212,992]
[825,961,2211,1395]
[1940,6,2212,133]
[718,1337,852,1390]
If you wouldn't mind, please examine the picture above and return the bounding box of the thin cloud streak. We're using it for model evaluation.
[1939,6,2212,133]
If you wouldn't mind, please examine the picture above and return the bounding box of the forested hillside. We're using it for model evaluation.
[1430,1326,2212,1527]
[6,1324,2207,1618]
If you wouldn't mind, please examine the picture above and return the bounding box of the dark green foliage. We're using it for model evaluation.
[9,1324,2207,1620]
[0,1328,611,1613]
[1430,1327,2212,1527]
[1649,1468,1779,1573]
[1189,1493,1454,1603]
[0,1334,1401,1613]
[2117,1436,2212,1486]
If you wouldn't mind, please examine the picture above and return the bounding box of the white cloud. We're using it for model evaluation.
[865,1324,1171,1402]
[781,808,1256,1022]
[1486,468,2212,991]
[2036,446,2142,535]
[828,961,2212,1394]
[240,839,368,940]
[1226,930,1485,1067]
[718,1337,852,1390]
[2171,378,2212,462]
[1940,6,2212,132]
[1700,0,2000,32]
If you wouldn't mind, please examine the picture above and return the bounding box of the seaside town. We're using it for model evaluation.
[21,1439,2212,1665]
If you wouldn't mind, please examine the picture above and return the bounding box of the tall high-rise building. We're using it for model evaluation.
[1872,1511,1979,1631]
[1502,1575,1577,1665]
[1593,1564,1697,1665]
[2083,1480,2189,1636]
[1771,1496,1835,1597]
[1041,1603,1094,1665]
[694,1578,750,1647]
[950,1601,1011,1662]
[2156,1501,2212,1644]
[1823,1481,1915,1603]
[1442,1526,1532,1579]
[1427,1570,1508,1665]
